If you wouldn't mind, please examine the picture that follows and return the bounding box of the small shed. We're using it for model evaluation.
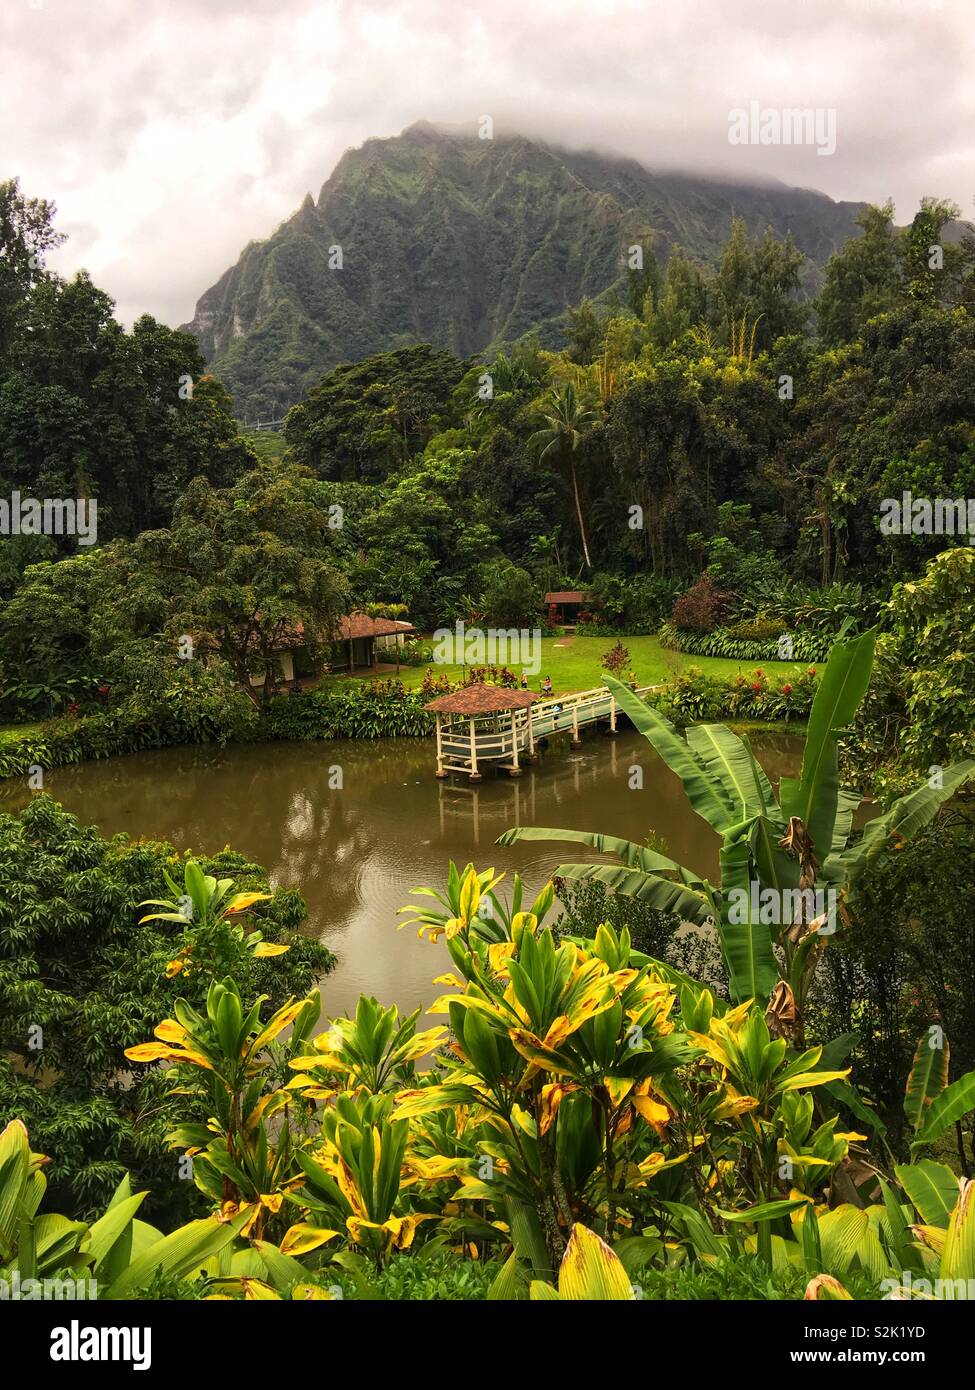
[543,590,586,625]
[425,685,540,780]
[331,612,416,672]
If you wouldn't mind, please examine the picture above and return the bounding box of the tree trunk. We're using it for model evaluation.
[570,456,592,569]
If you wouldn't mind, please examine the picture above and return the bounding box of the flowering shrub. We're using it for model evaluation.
[649,664,818,726]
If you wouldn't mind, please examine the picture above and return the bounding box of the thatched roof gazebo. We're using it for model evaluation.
[425,686,540,780]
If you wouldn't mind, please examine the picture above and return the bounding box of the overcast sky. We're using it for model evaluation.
[3,0,973,328]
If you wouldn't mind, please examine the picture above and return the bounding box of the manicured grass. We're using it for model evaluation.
[333,635,808,695]
[0,722,45,742]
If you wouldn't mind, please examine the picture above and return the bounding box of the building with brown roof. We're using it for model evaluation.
[330,611,416,672]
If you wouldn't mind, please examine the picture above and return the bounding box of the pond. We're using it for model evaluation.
[3,728,803,1020]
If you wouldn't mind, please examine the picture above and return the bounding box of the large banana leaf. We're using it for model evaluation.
[830,788,862,855]
[904,1035,950,1133]
[823,759,975,883]
[718,826,779,1001]
[780,629,876,861]
[602,677,743,833]
[895,1159,960,1228]
[684,723,782,824]
[548,862,714,925]
[913,1072,975,1150]
[497,825,699,880]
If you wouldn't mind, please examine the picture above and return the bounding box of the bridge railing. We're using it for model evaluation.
[439,683,660,764]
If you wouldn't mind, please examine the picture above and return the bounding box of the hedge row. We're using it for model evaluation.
[658,622,831,663]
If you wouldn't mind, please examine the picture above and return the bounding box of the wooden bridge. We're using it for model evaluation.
[426,683,659,781]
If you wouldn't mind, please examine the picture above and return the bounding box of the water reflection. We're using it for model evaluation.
[2,728,803,1020]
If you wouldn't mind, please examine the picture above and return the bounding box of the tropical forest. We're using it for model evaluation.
[1,0,974,1350]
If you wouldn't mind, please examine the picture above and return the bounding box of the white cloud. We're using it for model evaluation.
[2,0,972,327]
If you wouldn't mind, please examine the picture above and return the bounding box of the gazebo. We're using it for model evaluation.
[425,686,540,780]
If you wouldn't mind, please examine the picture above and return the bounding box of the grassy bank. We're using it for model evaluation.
[336,634,808,695]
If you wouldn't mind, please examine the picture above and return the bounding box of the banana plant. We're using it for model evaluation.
[139,856,289,979]
[500,631,974,1016]
[903,1032,975,1162]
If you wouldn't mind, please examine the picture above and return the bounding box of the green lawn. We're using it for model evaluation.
[335,635,807,695]
[0,722,45,743]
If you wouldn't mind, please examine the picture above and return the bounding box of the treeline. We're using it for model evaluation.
[1,175,975,727]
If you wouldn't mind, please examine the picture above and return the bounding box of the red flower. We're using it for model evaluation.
[67,702,80,716]
[751,683,762,694]
[781,684,792,695]
[807,667,817,676]
[98,683,110,696]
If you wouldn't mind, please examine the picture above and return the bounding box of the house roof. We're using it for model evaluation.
[425,686,541,716]
[543,591,585,605]
[335,612,416,641]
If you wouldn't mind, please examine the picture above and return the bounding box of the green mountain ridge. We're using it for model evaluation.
[182,121,868,419]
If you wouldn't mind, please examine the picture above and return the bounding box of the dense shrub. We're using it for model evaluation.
[808,810,975,1159]
[659,621,829,663]
[0,796,333,1221]
[584,572,680,633]
[670,573,735,633]
[264,680,434,741]
[0,666,257,780]
[847,548,975,792]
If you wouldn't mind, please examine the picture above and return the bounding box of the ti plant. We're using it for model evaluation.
[125,977,321,1243]
[391,908,697,1271]
[139,856,289,979]
[398,860,555,945]
[500,630,974,1035]
[0,1118,247,1299]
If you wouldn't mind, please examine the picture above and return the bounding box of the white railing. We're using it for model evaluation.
[438,684,661,765]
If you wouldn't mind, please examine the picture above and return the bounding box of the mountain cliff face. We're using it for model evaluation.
[183,122,866,419]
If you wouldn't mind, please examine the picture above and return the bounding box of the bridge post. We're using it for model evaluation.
[525,707,537,762]
[609,696,618,735]
[508,709,522,775]
[469,718,481,781]
[571,703,581,746]
[435,714,447,778]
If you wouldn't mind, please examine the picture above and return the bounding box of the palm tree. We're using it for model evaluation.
[528,382,599,569]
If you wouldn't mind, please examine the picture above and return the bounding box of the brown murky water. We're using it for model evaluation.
[2,728,801,1020]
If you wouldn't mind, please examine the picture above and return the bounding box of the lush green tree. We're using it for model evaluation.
[357,448,496,626]
[0,177,63,364]
[528,382,600,569]
[816,203,902,347]
[478,559,541,626]
[284,344,470,482]
[0,270,254,539]
[127,463,349,705]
